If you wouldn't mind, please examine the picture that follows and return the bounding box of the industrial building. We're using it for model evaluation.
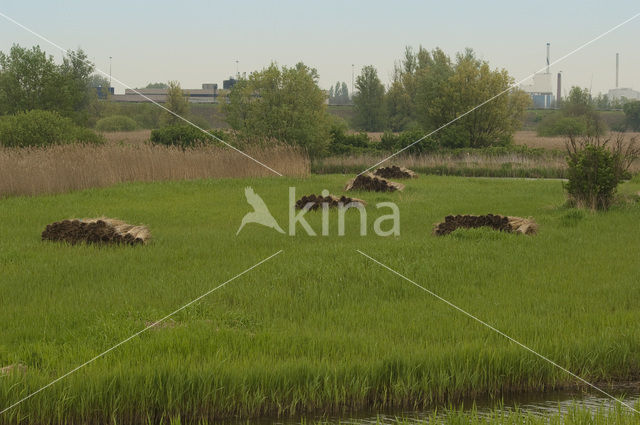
[607,53,640,101]
[521,43,556,109]
[109,83,230,103]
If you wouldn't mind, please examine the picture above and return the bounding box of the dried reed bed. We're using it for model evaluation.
[314,151,568,175]
[513,130,640,150]
[100,129,152,145]
[0,143,309,197]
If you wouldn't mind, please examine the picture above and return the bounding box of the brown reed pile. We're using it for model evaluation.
[42,218,151,245]
[345,173,404,192]
[0,143,309,197]
[374,165,418,179]
[295,194,366,210]
[433,214,538,236]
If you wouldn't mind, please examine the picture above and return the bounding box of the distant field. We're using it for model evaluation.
[2,175,640,423]
[513,130,640,150]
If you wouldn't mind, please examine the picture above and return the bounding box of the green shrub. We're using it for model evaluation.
[565,142,617,210]
[327,124,373,155]
[150,125,216,148]
[0,110,103,147]
[379,130,438,154]
[538,114,587,137]
[95,115,138,132]
[623,101,640,131]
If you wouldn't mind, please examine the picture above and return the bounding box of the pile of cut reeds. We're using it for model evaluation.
[345,173,404,192]
[433,214,537,236]
[42,218,150,245]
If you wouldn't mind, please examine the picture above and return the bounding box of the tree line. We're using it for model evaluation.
[5,42,637,156]
[352,47,531,148]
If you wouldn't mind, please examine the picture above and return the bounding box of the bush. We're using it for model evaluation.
[150,125,216,148]
[95,115,138,132]
[328,123,373,155]
[538,114,588,137]
[94,103,163,129]
[564,133,640,210]
[565,144,617,210]
[623,101,640,131]
[379,130,438,154]
[0,110,103,147]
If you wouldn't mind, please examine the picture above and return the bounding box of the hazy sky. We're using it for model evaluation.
[1,1,639,96]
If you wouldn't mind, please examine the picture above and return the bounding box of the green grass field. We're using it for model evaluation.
[1,175,640,424]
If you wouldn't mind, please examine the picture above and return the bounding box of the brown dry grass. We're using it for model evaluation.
[0,144,309,197]
[100,129,152,145]
[317,151,567,171]
[513,130,640,150]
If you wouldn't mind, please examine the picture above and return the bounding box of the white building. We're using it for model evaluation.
[608,88,640,101]
[521,73,555,109]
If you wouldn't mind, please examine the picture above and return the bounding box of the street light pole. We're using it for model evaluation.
[351,64,354,101]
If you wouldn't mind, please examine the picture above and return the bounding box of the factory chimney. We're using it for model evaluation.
[616,53,619,89]
[557,72,562,107]
[546,43,550,74]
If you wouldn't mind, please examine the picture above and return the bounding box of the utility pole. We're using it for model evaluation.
[351,64,354,100]
[236,60,239,80]
[109,56,112,87]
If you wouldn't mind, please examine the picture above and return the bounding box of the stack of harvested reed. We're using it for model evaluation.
[345,173,404,192]
[42,218,150,245]
[433,214,537,236]
[374,165,417,179]
[295,194,366,210]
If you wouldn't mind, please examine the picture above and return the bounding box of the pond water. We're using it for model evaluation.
[261,383,640,424]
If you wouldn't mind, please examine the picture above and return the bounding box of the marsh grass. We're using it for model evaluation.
[383,402,640,424]
[312,151,570,178]
[313,131,640,178]
[1,175,640,423]
[0,143,309,197]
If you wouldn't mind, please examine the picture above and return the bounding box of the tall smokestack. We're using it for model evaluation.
[557,72,562,107]
[546,43,550,74]
[616,53,619,88]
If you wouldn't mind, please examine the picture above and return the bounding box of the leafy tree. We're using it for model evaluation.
[59,49,95,124]
[412,48,529,147]
[0,44,95,124]
[385,79,413,131]
[623,101,640,131]
[164,80,189,125]
[0,45,62,115]
[145,82,169,89]
[384,46,528,145]
[340,81,350,105]
[225,62,331,157]
[353,65,386,131]
[386,45,436,127]
[594,93,611,110]
[88,74,110,88]
[539,87,606,137]
[328,81,349,105]
[563,87,593,117]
